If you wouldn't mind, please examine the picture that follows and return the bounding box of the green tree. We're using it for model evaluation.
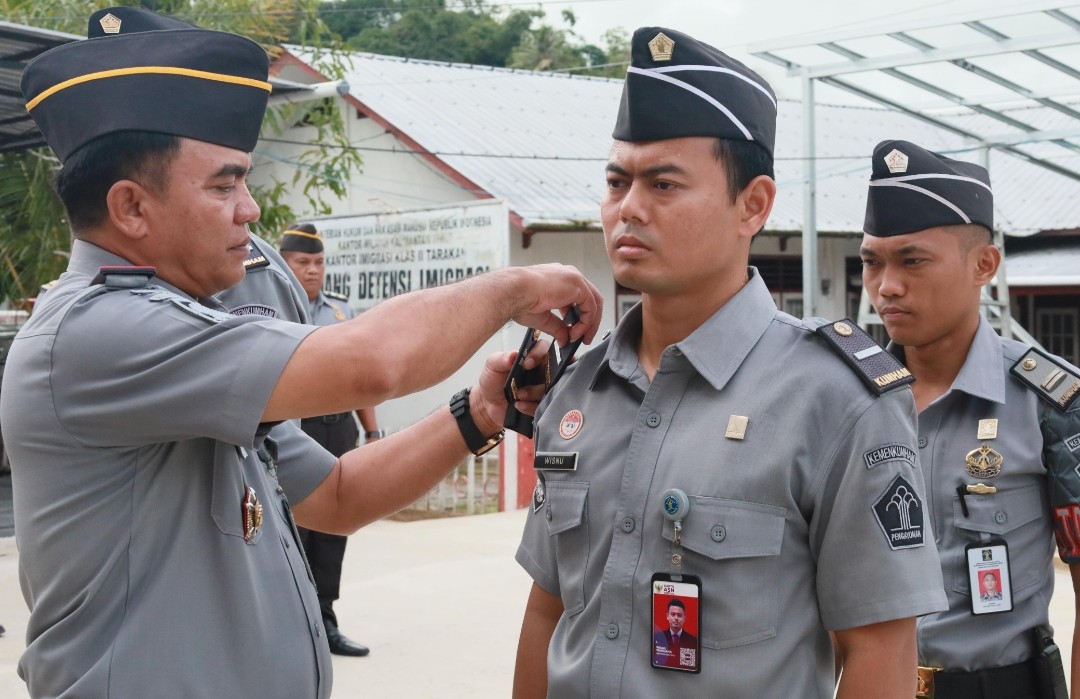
[0,0,361,305]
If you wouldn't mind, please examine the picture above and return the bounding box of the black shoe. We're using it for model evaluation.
[326,625,369,657]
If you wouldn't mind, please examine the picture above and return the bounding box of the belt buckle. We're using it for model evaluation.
[322,414,342,424]
[916,666,940,698]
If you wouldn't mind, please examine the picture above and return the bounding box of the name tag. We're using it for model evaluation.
[535,452,578,471]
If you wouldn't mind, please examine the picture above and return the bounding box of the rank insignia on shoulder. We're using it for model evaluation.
[90,266,156,289]
[815,318,913,395]
[243,240,270,270]
[324,290,349,302]
[1010,347,1080,412]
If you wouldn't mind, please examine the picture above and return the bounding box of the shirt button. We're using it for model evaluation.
[621,517,636,533]
[605,624,619,639]
[646,412,662,428]
[711,524,727,542]
[314,622,322,638]
[995,510,1007,524]
[918,437,928,448]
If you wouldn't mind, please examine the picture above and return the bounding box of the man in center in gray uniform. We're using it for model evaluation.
[512,27,947,698]
[3,7,602,698]
[860,139,1080,699]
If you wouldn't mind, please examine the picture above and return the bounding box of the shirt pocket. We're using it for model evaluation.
[662,496,787,649]
[545,481,589,616]
[211,444,250,540]
[951,484,1045,595]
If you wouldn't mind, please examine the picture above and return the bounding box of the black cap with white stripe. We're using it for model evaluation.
[864,139,993,237]
[613,27,777,158]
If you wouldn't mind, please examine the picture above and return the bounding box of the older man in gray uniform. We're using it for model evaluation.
[513,27,946,699]
[860,140,1080,699]
[2,7,601,698]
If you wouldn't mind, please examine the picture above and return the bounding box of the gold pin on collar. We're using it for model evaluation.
[99,13,122,34]
[648,32,675,62]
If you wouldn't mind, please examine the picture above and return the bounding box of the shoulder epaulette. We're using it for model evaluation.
[243,239,270,271]
[814,318,914,395]
[89,266,156,290]
[1010,346,1080,412]
[324,290,349,302]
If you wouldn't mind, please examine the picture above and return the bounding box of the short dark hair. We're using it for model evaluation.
[668,599,686,611]
[54,131,181,235]
[713,138,774,203]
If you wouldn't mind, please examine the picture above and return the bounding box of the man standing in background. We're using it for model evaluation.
[281,223,381,657]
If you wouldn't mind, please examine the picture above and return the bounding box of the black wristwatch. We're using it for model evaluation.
[449,388,504,456]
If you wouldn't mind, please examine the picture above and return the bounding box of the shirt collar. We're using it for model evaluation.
[67,239,214,306]
[889,315,1006,405]
[591,269,777,391]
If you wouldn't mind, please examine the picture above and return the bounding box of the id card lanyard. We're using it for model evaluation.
[652,488,703,674]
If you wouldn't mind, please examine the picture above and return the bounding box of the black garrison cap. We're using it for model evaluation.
[280,223,324,254]
[21,6,271,163]
[864,139,994,237]
[613,27,777,158]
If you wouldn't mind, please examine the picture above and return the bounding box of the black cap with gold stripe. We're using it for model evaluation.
[280,223,324,254]
[21,6,270,163]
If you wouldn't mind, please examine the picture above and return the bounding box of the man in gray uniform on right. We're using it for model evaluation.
[859,139,1080,699]
[513,28,947,699]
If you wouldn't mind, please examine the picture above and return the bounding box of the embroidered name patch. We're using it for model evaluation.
[535,452,578,471]
[1066,433,1080,453]
[873,475,925,550]
[228,303,278,318]
[863,444,917,469]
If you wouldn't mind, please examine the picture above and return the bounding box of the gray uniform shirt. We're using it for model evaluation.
[310,290,355,327]
[0,240,338,698]
[216,233,310,324]
[517,271,947,698]
[909,317,1080,670]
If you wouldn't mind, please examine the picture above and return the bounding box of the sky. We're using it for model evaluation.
[545,0,1058,98]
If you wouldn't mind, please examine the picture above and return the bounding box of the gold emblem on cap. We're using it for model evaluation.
[1022,357,1038,371]
[648,32,675,62]
[99,13,122,34]
[965,444,1004,479]
[884,148,909,174]
[977,419,998,440]
[725,415,749,440]
[833,321,853,337]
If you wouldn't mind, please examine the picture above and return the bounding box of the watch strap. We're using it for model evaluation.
[450,388,503,455]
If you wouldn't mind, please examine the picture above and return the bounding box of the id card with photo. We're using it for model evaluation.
[650,573,701,674]
[966,539,1013,615]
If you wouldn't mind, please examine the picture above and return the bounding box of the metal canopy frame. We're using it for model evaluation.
[750,2,1080,332]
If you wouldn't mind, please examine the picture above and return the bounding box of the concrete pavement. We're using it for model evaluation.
[0,508,1074,696]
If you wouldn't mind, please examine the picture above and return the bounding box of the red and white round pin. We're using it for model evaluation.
[559,410,584,440]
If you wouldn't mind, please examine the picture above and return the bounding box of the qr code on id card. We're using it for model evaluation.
[680,647,696,667]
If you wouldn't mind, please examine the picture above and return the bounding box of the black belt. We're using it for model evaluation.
[933,658,1039,699]
[302,413,350,425]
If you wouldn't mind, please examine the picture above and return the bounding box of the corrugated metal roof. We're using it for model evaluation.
[0,22,80,153]
[289,47,1080,237]
[1003,244,1080,284]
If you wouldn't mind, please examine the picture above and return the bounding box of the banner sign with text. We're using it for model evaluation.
[317,199,510,312]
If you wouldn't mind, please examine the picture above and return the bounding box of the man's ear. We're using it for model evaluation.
[736,174,776,240]
[105,179,152,242]
[973,242,1001,286]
